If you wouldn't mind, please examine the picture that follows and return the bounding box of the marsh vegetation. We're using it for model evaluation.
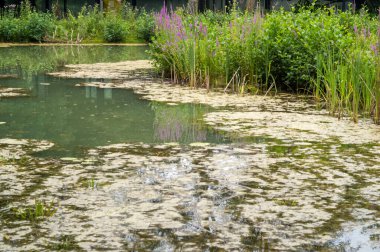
[151,3,380,122]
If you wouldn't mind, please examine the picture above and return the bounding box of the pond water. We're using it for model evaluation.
[0,45,379,251]
[0,46,228,157]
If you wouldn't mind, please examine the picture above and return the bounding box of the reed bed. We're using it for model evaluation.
[150,4,380,123]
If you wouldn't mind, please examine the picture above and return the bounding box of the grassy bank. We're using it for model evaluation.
[150,5,380,123]
[0,1,154,43]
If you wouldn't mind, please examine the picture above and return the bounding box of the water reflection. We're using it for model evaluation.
[0,45,150,77]
[0,46,228,156]
[151,102,209,142]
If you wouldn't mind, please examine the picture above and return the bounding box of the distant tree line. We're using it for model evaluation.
[1,0,380,13]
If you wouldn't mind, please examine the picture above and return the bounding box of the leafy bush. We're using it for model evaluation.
[0,18,23,41]
[136,10,155,42]
[263,8,355,89]
[0,1,153,43]
[25,12,54,42]
[0,1,53,42]
[103,15,127,42]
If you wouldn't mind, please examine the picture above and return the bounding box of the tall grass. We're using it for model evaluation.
[150,4,380,123]
[315,17,378,122]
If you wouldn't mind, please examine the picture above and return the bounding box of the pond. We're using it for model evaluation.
[0,45,228,157]
[0,45,379,251]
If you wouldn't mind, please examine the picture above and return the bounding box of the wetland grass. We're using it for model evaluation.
[151,3,380,122]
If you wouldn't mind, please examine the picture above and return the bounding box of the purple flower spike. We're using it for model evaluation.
[371,44,378,56]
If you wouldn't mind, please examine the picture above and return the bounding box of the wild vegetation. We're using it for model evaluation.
[150,3,380,123]
[0,0,154,43]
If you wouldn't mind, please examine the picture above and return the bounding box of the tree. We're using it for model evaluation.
[0,0,5,9]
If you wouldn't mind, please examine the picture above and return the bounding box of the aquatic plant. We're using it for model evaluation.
[47,235,80,250]
[13,200,57,222]
[87,178,97,190]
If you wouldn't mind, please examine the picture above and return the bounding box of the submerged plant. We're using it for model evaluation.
[13,200,57,222]
[47,235,81,251]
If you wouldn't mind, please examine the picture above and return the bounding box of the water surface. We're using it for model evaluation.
[0,45,228,156]
[0,45,379,251]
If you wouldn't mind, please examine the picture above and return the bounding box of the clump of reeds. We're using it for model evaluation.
[315,15,378,122]
[150,2,265,92]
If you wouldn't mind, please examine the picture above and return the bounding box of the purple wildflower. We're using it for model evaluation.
[354,25,358,34]
[202,26,207,36]
[371,44,378,56]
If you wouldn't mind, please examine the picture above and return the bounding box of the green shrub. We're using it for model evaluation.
[103,15,126,42]
[0,2,53,43]
[25,12,54,42]
[0,18,21,41]
[136,10,155,42]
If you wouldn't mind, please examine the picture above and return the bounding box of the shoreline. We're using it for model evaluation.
[0,42,148,47]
